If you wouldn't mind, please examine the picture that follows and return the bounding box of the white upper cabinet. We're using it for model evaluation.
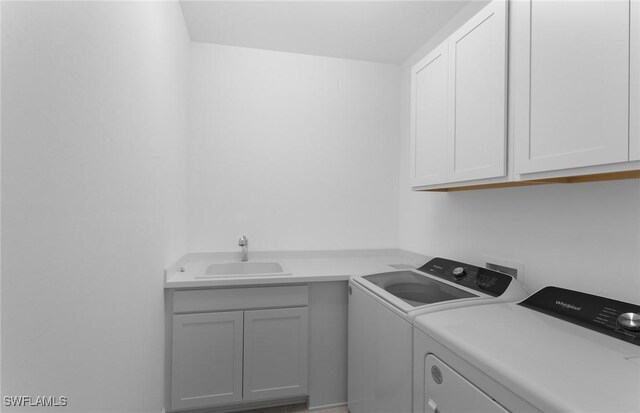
[410,0,507,189]
[411,42,449,187]
[514,0,630,174]
[446,0,508,183]
[631,0,640,161]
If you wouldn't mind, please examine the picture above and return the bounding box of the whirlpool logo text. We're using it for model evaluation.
[555,301,582,311]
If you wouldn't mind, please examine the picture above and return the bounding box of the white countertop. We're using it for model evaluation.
[165,249,427,288]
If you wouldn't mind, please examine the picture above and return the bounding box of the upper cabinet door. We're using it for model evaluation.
[631,0,640,161]
[514,0,630,174]
[410,42,449,187]
[447,0,508,183]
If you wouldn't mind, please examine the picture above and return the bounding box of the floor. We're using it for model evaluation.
[240,403,348,413]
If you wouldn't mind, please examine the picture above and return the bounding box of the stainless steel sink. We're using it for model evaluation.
[195,262,291,278]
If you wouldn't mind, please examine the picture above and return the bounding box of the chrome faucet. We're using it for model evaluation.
[238,234,249,262]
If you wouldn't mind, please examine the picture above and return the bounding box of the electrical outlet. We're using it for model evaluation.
[483,255,524,283]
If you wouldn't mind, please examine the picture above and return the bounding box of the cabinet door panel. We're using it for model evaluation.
[447,0,507,182]
[631,0,639,161]
[243,307,309,401]
[516,0,629,173]
[171,312,243,410]
[411,42,449,187]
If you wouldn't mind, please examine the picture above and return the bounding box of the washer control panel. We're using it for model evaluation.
[520,286,640,346]
[417,257,513,297]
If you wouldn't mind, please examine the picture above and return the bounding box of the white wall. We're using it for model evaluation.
[187,43,400,252]
[398,2,640,304]
[1,2,189,411]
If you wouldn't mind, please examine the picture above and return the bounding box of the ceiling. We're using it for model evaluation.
[179,1,470,64]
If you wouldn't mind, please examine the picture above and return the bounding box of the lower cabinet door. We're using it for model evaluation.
[243,307,309,401]
[171,311,243,410]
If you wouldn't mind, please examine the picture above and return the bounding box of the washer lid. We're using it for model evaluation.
[414,301,640,413]
[363,270,477,307]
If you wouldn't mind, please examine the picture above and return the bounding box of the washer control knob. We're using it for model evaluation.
[452,267,466,277]
[617,313,640,331]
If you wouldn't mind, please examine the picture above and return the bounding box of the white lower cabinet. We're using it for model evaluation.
[243,307,309,401]
[171,311,244,410]
[169,286,309,411]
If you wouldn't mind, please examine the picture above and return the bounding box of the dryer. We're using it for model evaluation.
[348,257,528,413]
[413,286,640,413]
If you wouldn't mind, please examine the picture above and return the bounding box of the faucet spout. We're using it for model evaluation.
[238,234,249,262]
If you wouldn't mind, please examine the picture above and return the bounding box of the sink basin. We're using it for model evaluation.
[195,262,290,278]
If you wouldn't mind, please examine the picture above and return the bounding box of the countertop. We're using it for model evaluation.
[165,249,428,288]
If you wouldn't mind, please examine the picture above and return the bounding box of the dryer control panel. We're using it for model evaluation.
[520,286,640,346]
[417,258,514,297]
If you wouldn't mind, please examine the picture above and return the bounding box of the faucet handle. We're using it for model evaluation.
[238,234,248,246]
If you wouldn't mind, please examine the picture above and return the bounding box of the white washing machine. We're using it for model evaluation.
[413,286,640,413]
[348,257,528,413]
